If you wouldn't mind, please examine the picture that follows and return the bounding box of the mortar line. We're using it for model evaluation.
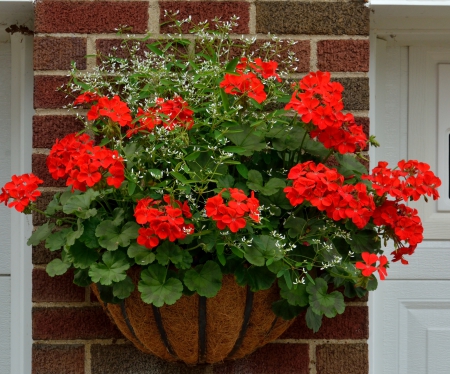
[85,343,92,374]
[309,341,317,374]
[248,0,256,35]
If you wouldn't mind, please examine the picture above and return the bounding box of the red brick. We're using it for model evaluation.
[213,343,309,374]
[33,242,61,265]
[34,37,87,71]
[316,344,368,374]
[159,2,249,34]
[34,76,72,109]
[317,40,369,72]
[35,1,148,34]
[281,306,368,340]
[33,115,85,148]
[32,154,65,188]
[33,344,85,374]
[33,307,122,340]
[32,268,86,302]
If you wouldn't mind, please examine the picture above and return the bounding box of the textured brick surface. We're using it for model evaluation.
[33,115,85,148]
[256,2,369,35]
[316,344,368,374]
[90,344,208,374]
[33,268,85,302]
[34,76,72,109]
[281,306,368,340]
[213,343,309,374]
[159,2,250,34]
[33,242,61,265]
[335,77,369,111]
[33,307,122,340]
[318,40,369,72]
[32,344,84,374]
[32,154,65,188]
[35,1,149,34]
[34,37,87,71]
[33,191,59,226]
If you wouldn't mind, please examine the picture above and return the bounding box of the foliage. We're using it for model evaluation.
[0,15,441,332]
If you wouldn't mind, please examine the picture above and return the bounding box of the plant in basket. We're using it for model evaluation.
[0,15,441,364]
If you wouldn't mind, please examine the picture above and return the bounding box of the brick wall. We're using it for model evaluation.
[32,1,370,373]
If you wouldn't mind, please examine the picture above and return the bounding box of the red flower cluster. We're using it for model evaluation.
[363,160,441,201]
[47,133,125,191]
[87,95,133,127]
[284,161,375,229]
[205,188,260,233]
[220,57,281,104]
[363,160,441,264]
[356,252,388,280]
[134,195,194,249]
[0,173,43,212]
[73,91,100,106]
[285,71,367,154]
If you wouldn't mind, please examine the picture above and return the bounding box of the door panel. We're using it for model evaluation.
[0,277,10,370]
[372,42,450,374]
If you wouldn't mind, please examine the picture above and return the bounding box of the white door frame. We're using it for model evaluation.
[9,33,34,374]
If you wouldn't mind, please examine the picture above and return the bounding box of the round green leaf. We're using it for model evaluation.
[306,278,345,318]
[89,251,131,285]
[138,264,183,307]
[183,261,222,297]
[46,258,71,277]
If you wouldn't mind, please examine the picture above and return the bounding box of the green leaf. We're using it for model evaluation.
[306,278,345,318]
[246,266,276,292]
[236,164,249,179]
[260,178,286,196]
[96,284,121,304]
[348,230,381,253]
[111,208,125,226]
[243,245,265,266]
[68,240,100,269]
[225,57,240,73]
[66,219,85,246]
[79,217,101,248]
[305,306,323,332]
[62,189,99,219]
[138,264,183,307]
[222,146,246,154]
[73,268,92,287]
[247,170,263,190]
[226,124,267,156]
[155,241,192,269]
[284,216,307,238]
[217,174,235,188]
[183,261,223,297]
[113,276,135,299]
[302,137,329,158]
[147,43,164,56]
[45,228,73,251]
[127,242,156,265]
[44,193,62,215]
[28,222,55,246]
[279,278,309,306]
[335,154,368,178]
[271,299,303,320]
[89,251,131,285]
[46,258,71,277]
[95,221,139,251]
[170,171,188,184]
[184,151,201,161]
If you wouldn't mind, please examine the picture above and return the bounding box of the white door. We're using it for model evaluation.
[371,41,450,374]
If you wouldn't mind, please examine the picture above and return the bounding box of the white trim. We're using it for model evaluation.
[370,0,450,5]
[10,33,33,374]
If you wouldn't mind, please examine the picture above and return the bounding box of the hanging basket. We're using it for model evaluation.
[91,269,294,365]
